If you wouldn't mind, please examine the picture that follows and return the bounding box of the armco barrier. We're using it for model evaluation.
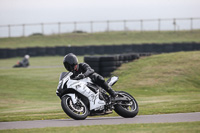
[0,48,8,58]
[104,45,114,54]
[55,46,66,56]
[123,45,133,53]
[94,46,105,55]
[7,49,17,58]
[131,44,140,53]
[84,53,144,77]
[65,47,75,55]
[113,45,123,54]
[193,42,200,50]
[74,46,85,55]
[0,42,200,59]
[84,46,94,55]
[27,47,37,57]
[37,47,46,56]
[16,48,27,57]
[162,44,174,53]
[182,42,194,51]
[46,47,56,55]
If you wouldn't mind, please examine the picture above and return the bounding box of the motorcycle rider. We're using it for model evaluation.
[63,53,117,98]
[13,55,30,68]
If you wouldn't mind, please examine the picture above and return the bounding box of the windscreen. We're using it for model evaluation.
[59,72,70,81]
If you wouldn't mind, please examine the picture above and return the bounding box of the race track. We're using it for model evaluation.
[0,112,200,130]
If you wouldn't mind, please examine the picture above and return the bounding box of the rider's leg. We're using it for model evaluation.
[90,73,117,97]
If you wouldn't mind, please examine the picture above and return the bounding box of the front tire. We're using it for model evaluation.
[61,95,89,120]
[114,91,138,118]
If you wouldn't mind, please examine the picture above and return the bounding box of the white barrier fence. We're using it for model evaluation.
[0,17,200,38]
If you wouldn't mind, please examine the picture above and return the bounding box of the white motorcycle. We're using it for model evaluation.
[56,72,138,120]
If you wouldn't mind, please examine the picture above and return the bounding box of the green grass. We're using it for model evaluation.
[112,51,200,114]
[0,56,83,121]
[0,51,200,122]
[0,30,200,48]
[1,122,200,133]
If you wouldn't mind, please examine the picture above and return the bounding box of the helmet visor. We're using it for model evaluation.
[64,62,75,72]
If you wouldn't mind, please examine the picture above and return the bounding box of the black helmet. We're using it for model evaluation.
[63,53,78,72]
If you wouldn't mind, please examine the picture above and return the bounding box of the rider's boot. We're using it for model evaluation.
[107,87,117,98]
[102,82,117,98]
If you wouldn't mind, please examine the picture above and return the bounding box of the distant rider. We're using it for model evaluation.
[13,55,30,68]
[63,53,117,98]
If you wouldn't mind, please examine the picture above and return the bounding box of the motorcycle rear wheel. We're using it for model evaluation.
[61,95,89,120]
[114,91,138,118]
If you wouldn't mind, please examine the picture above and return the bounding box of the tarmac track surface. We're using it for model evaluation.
[0,112,200,130]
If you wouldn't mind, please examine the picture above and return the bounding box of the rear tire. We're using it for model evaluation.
[61,95,89,120]
[114,91,138,118]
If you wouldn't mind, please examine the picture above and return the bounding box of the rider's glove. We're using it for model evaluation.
[74,74,85,80]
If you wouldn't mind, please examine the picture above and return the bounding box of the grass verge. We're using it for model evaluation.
[1,122,200,133]
[0,30,200,48]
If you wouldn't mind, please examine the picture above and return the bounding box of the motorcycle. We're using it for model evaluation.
[56,72,138,120]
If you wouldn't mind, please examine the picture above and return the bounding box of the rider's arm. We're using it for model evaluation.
[80,63,94,77]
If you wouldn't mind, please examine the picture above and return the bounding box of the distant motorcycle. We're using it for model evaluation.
[13,55,30,68]
[56,72,138,120]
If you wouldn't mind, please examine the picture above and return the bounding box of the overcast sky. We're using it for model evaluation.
[0,0,200,25]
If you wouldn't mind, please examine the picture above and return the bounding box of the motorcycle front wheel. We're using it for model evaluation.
[61,95,89,120]
[114,91,139,118]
